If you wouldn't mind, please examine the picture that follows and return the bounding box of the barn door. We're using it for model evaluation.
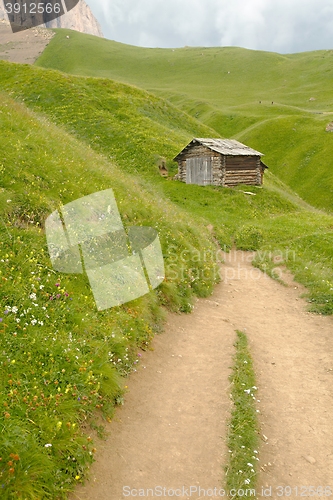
[186,157,213,185]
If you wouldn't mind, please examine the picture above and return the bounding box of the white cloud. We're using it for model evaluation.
[88,0,333,53]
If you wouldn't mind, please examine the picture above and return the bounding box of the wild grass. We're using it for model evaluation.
[225,331,260,498]
[35,30,333,212]
[1,49,333,496]
[2,59,333,313]
[0,92,219,498]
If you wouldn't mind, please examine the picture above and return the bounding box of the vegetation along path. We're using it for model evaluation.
[73,251,333,499]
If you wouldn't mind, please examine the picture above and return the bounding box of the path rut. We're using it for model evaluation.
[73,250,333,499]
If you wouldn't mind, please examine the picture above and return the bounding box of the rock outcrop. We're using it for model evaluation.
[0,0,103,37]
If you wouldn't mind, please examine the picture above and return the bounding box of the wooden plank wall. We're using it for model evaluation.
[186,157,213,185]
[177,149,263,186]
[224,156,261,186]
[178,145,219,183]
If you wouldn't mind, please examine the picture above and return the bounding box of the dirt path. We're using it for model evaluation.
[0,20,54,64]
[73,250,333,499]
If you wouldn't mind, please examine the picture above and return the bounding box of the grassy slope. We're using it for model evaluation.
[2,59,333,313]
[35,30,333,211]
[2,55,333,496]
[0,88,221,498]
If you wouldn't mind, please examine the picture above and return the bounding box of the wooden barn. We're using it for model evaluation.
[173,138,268,187]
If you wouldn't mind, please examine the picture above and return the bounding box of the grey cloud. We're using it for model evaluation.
[88,0,333,53]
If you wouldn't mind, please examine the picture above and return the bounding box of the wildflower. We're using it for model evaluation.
[0,318,2,322]
[244,479,251,485]
[75,475,80,480]
[12,306,18,313]
[247,463,253,467]
[244,389,251,394]
[29,293,37,300]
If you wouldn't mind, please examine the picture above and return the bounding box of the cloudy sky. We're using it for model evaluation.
[87,0,333,54]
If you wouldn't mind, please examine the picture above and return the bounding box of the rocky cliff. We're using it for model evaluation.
[0,0,103,37]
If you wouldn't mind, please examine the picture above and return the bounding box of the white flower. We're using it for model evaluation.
[244,479,251,485]
[12,306,18,313]
[40,285,44,290]
[45,443,52,448]
[244,389,251,394]
[31,319,37,325]
[247,463,253,467]
[29,293,37,300]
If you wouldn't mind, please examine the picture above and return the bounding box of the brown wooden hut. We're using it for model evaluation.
[173,138,268,187]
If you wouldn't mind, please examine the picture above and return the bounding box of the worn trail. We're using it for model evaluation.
[73,251,333,499]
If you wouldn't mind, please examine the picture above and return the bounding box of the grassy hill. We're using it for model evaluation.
[0,81,220,497]
[1,55,333,497]
[35,30,333,211]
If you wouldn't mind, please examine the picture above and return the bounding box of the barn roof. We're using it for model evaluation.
[174,138,264,160]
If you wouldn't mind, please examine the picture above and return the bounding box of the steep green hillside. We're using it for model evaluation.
[35,30,333,211]
[2,57,333,497]
[2,58,333,313]
[35,31,333,113]
[0,59,215,180]
[0,89,219,498]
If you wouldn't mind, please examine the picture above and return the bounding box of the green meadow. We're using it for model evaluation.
[0,29,333,497]
[36,30,333,211]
